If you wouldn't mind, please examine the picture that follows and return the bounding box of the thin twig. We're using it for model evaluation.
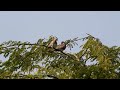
[1,43,45,48]
[79,49,88,59]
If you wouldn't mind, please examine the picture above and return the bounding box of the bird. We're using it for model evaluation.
[48,37,58,49]
[55,41,66,51]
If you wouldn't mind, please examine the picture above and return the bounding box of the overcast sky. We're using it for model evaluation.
[0,11,120,61]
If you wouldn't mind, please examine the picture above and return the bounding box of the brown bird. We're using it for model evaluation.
[48,37,58,48]
[55,41,66,51]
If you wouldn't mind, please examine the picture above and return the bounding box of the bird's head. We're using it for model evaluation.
[61,41,66,45]
[54,37,58,41]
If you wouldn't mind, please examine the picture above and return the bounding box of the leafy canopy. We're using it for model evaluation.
[0,34,120,79]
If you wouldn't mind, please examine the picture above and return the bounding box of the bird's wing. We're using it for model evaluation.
[48,41,54,47]
[55,44,65,51]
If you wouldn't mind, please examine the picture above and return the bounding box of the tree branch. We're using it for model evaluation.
[1,43,78,61]
[1,43,45,48]
[46,75,59,79]
[79,49,88,59]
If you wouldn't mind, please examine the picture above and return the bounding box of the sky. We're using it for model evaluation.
[0,11,120,62]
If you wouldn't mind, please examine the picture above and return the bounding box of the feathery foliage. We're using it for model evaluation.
[0,34,120,79]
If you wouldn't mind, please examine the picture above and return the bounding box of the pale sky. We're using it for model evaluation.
[0,11,120,62]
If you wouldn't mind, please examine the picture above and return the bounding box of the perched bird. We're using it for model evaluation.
[55,41,66,51]
[48,37,58,48]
